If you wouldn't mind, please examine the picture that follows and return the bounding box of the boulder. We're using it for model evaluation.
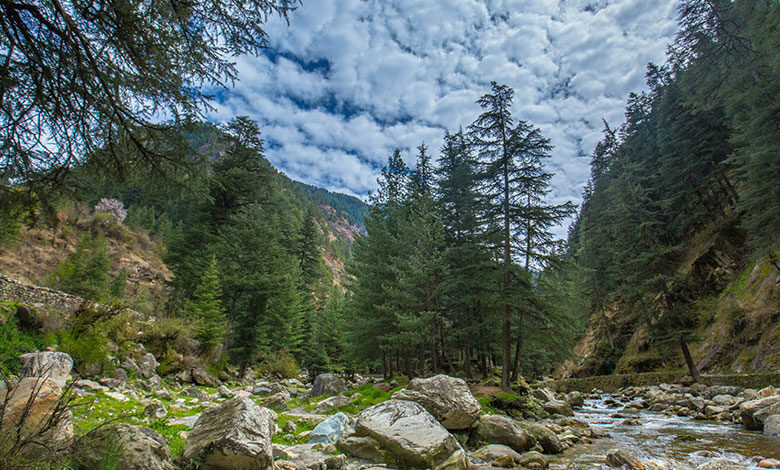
[137,353,159,379]
[758,459,780,469]
[470,444,522,465]
[310,374,347,397]
[218,385,234,399]
[392,374,481,430]
[73,423,174,470]
[565,391,584,408]
[605,449,645,470]
[706,386,742,398]
[76,379,108,392]
[191,367,220,387]
[309,412,350,445]
[695,460,747,470]
[337,436,386,462]
[144,403,168,419]
[764,414,780,436]
[183,396,275,469]
[312,394,350,414]
[474,415,532,453]
[516,421,563,454]
[18,352,73,387]
[0,377,73,454]
[739,396,780,430]
[123,358,144,378]
[517,451,547,469]
[541,399,573,417]
[355,399,467,469]
[261,392,289,411]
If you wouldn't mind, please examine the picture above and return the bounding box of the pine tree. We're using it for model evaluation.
[190,256,227,356]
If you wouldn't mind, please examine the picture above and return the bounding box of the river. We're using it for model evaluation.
[550,396,780,469]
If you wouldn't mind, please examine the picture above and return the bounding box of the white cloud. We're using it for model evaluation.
[209,0,681,238]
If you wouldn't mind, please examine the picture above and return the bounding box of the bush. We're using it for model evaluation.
[48,233,110,300]
[0,306,43,375]
[262,351,299,379]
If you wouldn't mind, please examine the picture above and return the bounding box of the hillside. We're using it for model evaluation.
[559,217,780,378]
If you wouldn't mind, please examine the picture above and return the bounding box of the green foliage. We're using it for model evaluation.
[0,308,43,374]
[262,351,300,379]
[189,256,226,355]
[49,233,111,300]
[109,270,128,300]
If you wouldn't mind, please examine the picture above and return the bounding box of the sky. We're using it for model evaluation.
[207,0,681,238]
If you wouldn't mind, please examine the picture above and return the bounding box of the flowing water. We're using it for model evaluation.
[550,396,780,469]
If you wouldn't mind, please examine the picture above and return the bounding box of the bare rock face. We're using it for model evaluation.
[0,377,73,459]
[516,421,563,454]
[474,415,533,454]
[138,352,159,379]
[392,374,481,430]
[605,449,645,470]
[310,373,347,397]
[73,423,174,470]
[183,396,275,470]
[764,414,780,435]
[355,399,467,470]
[19,351,73,387]
[470,444,523,465]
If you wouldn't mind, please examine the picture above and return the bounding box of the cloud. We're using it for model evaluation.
[209,0,680,238]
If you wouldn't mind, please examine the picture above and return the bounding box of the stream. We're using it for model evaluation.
[550,396,780,469]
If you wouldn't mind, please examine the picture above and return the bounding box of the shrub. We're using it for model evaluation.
[0,307,43,375]
[48,233,110,300]
[262,351,299,379]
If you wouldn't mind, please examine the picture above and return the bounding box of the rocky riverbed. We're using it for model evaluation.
[1,349,779,469]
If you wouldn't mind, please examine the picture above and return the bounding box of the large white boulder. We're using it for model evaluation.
[392,374,481,430]
[355,399,467,470]
[18,351,73,387]
[183,397,275,469]
[474,414,533,453]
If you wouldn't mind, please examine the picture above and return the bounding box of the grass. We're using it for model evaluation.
[327,383,402,415]
[273,414,317,446]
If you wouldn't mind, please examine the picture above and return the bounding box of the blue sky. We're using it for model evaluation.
[207,0,680,237]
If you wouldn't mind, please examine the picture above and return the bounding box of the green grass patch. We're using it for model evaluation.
[326,383,401,415]
[148,418,189,457]
[273,413,317,446]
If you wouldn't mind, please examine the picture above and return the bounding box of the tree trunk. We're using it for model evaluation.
[439,324,450,371]
[465,345,473,379]
[510,320,523,382]
[680,338,700,382]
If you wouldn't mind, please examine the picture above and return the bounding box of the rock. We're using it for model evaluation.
[541,399,574,417]
[470,444,522,465]
[758,459,780,469]
[764,414,780,435]
[312,394,350,414]
[191,367,220,387]
[758,386,777,398]
[262,392,289,411]
[517,451,547,469]
[324,453,347,469]
[218,385,235,398]
[565,391,584,408]
[76,379,108,392]
[144,403,168,419]
[184,386,207,401]
[272,444,298,460]
[706,386,742,398]
[105,391,130,402]
[123,358,144,377]
[392,374,481,430]
[740,396,780,430]
[112,367,129,383]
[183,396,275,469]
[0,377,73,454]
[516,421,563,454]
[606,449,645,470]
[309,412,350,445]
[474,414,532,453]
[337,436,386,462]
[310,374,347,397]
[149,375,162,388]
[253,386,272,396]
[18,351,73,387]
[695,459,747,470]
[99,377,123,389]
[175,368,193,384]
[155,389,173,401]
[355,399,467,469]
[713,395,734,406]
[73,423,174,470]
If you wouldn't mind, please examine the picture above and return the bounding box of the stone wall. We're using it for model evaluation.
[0,274,83,315]
[539,371,780,393]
